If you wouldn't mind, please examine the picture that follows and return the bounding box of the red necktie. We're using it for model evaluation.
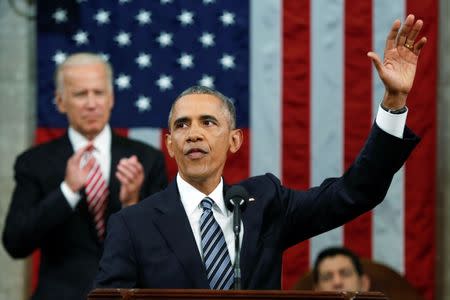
[85,152,109,241]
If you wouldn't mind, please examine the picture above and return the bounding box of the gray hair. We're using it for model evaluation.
[55,52,113,92]
[168,86,237,130]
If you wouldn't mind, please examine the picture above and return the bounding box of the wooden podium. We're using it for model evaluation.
[88,289,388,300]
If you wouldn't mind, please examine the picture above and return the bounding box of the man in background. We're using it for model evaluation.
[2,52,167,300]
[313,247,370,292]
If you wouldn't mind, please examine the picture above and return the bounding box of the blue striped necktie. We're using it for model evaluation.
[200,197,234,289]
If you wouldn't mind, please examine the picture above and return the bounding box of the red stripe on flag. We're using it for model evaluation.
[343,0,373,259]
[160,128,250,184]
[113,128,129,137]
[281,0,311,289]
[404,2,437,300]
[223,129,249,184]
[34,128,66,145]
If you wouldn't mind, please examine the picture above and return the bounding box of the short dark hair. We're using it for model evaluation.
[312,247,364,283]
[168,85,237,130]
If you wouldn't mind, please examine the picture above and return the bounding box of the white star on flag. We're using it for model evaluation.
[114,31,131,46]
[99,53,110,61]
[52,50,67,65]
[135,10,151,25]
[72,31,89,45]
[178,53,194,69]
[157,32,173,47]
[219,54,235,69]
[135,96,152,112]
[156,75,173,91]
[220,11,235,26]
[199,75,214,88]
[119,0,131,4]
[94,9,110,25]
[160,0,173,4]
[203,0,215,4]
[136,53,151,68]
[115,74,131,90]
[178,10,194,26]
[199,32,215,48]
[53,8,68,23]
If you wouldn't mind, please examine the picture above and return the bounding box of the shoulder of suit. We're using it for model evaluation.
[119,189,165,217]
[16,135,69,161]
[239,173,281,186]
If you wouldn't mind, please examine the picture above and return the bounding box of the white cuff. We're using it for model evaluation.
[375,105,407,139]
[60,181,82,210]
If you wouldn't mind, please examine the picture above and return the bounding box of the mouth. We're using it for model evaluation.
[185,147,208,159]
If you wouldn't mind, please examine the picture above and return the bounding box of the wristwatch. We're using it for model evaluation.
[380,103,407,114]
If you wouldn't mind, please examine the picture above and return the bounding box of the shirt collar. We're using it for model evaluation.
[177,173,227,216]
[68,124,111,155]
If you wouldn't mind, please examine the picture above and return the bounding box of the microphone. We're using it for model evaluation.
[224,185,249,290]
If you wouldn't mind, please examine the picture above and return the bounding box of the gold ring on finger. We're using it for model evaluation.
[404,43,414,50]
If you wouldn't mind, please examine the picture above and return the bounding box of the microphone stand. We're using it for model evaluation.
[232,199,242,290]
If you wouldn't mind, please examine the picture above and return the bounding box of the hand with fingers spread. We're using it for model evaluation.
[116,155,145,207]
[65,143,96,193]
[367,14,427,110]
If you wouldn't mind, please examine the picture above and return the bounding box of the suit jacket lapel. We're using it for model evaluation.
[153,181,209,288]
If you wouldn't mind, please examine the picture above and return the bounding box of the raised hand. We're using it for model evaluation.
[367,14,427,110]
[65,143,95,192]
[116,155,145,207]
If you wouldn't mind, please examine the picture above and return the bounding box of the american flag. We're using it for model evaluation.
[36,0,437,299]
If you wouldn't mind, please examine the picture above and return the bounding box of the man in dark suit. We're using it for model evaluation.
[2,53,168,300]
[95,15,426,289]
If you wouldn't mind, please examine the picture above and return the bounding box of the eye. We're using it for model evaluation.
[174,121,188,129]
[73,91,87,98]
[203,119,216,126]
[320,273,333,282]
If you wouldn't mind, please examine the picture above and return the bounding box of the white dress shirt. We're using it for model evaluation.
[177,174,244,265]
[60,125,112,209]
[176,105,406,266]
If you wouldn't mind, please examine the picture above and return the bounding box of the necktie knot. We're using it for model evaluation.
[200,197,214,211]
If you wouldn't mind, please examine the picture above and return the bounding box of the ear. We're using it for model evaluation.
[165,132,175,158]
[229,129,243,154]
[55,92,66,114]
[361,274,370,292]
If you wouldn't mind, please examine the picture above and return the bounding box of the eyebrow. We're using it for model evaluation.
[173,114,219,126]
[199,115,219,123]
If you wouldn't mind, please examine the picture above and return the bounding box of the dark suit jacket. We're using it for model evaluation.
[95,124,419,289]
[2,132,168,300]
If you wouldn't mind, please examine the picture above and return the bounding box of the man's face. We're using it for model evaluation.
[166,94,242,185]
[315,255,369,292]
[55,63,113,140]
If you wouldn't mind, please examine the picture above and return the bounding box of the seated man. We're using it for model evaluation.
[313,247,370,292]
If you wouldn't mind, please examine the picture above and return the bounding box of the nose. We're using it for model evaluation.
[331,275,344,290]
[186,122,203,142]
[85,92,97,108]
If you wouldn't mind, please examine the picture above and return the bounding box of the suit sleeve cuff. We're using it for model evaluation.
[60,181,81,209]
[375,105,408,139]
